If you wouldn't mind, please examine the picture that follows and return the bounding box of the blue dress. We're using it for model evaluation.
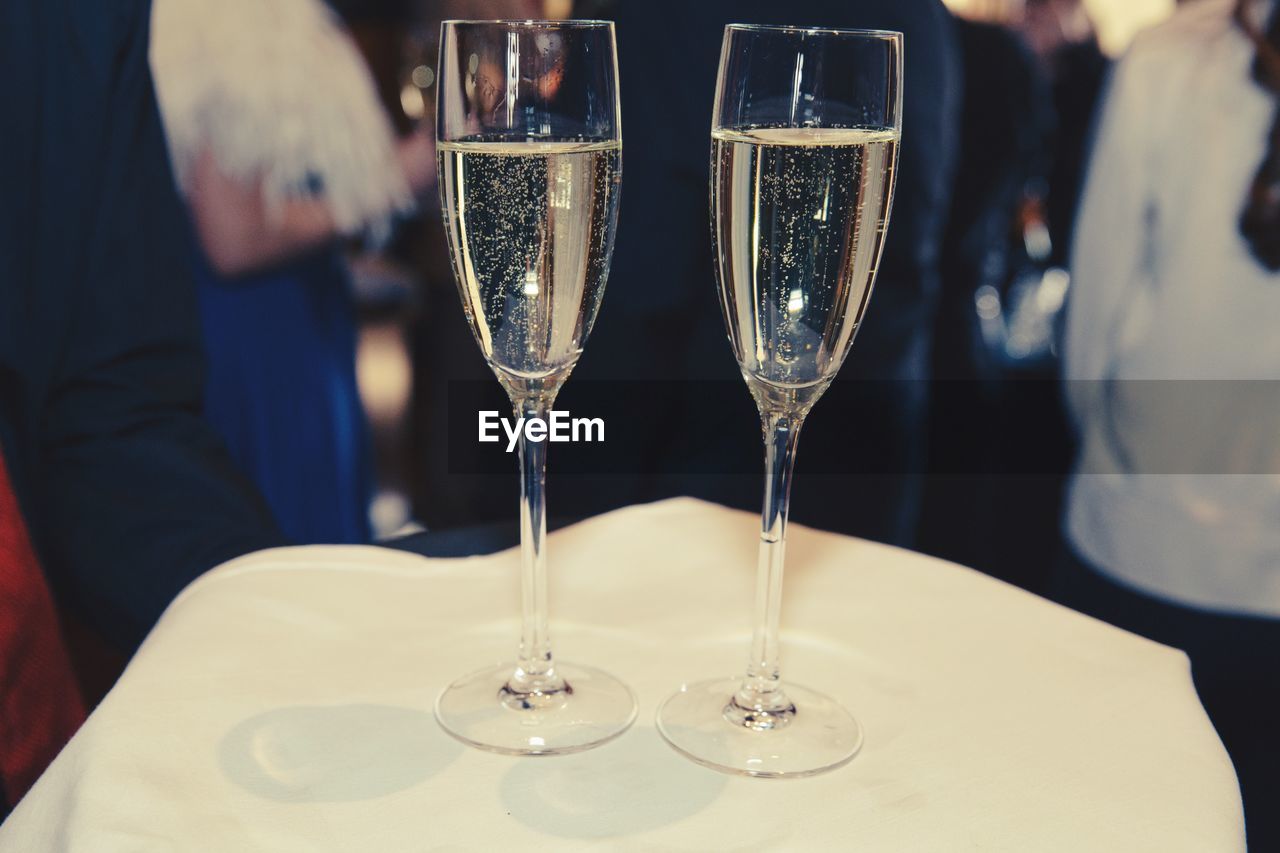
[193,247,372,545]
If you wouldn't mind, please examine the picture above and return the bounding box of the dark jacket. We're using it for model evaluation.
[586,0,961,385]
[577,0,962,543]
[412,0,960,544]
[0,0,285,649]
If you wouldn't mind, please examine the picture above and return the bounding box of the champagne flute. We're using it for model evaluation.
[656,24,903,777]
[433,19,635,755]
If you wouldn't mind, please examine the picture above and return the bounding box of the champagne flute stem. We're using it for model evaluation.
[733,409,804,722]
[511,395,562,695]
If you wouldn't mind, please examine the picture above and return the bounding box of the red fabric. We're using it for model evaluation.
[0,449,85,803]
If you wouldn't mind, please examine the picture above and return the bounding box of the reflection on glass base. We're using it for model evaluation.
[656,678,863,778]
[434,662,637,755]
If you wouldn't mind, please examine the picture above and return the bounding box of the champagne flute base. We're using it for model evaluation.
[435,662,637,755]
[656,678,863,778]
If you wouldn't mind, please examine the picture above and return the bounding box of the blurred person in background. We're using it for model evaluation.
[150,0,435,544]
[1019,0,1109,267]
[918,14,1052,577]
[535,0,959,546]
[920,0,1107,591]
[411,0,958,546]
[1,0,285,811]
[1061,0,1280,843]
[406,0,554,531]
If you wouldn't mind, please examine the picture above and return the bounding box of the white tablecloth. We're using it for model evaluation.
[1,498,1243,851]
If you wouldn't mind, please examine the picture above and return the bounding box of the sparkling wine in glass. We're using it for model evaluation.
[656,24,902,778]
[433,19,635,755]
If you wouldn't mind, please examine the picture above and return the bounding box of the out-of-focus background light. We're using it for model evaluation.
[943,0,1177,56]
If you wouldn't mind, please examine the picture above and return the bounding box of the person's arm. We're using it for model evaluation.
[149,0,432,279]
[189,129,435,277]
[1063,44,1153,423]
[33,5,286,650]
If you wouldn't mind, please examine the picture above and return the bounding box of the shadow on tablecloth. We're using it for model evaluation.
[218,704,462,802]
[499,728,728,838]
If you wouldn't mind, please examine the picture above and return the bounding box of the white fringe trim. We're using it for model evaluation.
[150,0,414,242]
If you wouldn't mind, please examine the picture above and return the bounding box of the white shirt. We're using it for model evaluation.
[1065,0,1280,617]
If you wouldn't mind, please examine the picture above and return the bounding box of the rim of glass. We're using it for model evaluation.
[724,23,902,39]
[441,19,614,27]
